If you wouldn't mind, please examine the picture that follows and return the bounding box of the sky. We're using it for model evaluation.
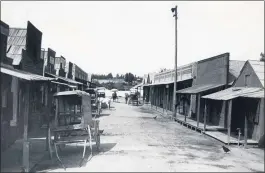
[1,1,264,77]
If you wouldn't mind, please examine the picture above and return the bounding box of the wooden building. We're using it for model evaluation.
[4,21,52,138]
[202,60,264,147]
[44,53,81,91]
[73,63,89,90]
[144,53,249,131]
[1,21,55,171]
[55,56,66,77]
[176,53,230,128]
[143,63,194,114]
[42,48,56,75]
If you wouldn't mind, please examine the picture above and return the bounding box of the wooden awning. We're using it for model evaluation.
[202,87,264,101]
[1,66,54,81]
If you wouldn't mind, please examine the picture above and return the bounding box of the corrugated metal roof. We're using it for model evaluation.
[1,66,54,81]
[54,90,89,97]
[176,84,225,94]
[202,87,264,100]
[6,28,27,65]
[46,72,82,85]
[51,81,77,88]
[240,89,264,98]
[249,60,264,87]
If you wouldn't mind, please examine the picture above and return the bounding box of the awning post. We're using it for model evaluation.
[196,94,201,128]
[166,85,169,113]
[244,113,248,148]
[22,83,30,172]
[227,99,233,145]
[163,87,166,113]
[204,100,207,132]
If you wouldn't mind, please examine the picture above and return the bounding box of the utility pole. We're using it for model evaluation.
[171,6,178,120]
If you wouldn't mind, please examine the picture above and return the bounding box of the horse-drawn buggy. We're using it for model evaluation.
[49,90,101,169]
[85,88,101,117]
[128,91,140,106]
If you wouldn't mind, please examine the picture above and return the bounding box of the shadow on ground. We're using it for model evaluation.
[32,143,116,172]
[136,106,156,114]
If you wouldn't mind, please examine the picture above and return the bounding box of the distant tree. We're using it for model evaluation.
[116,74,119,78]
[124,72,135,83]
[128,73,134,83]
[124,73,129,82]
[107,73,113,79]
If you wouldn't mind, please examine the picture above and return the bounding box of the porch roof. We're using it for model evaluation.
[54,90,89,97]
[143,78,192,87]
[176,84,225,94]
[45,72,82,85]
[51,81,77,88]
[202,87,264,101]
[0,66,54,81]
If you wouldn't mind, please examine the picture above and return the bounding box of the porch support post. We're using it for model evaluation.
[22,82,30,172]
[204,100,207,132]
[151,86,154,108]
[244,113,248,148]
[166,87,169,113]
[227,99,232,145]
[163,87,166,113]
[196,93,201,128]
[156,87,157,110]
[46,82,53,159]
[184,95,187,122]
[148,86,152,108]
[54,85,60,141]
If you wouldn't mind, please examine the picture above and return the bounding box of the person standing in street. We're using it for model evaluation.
[125,93,129,104]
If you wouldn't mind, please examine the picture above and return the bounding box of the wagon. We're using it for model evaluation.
[85,88,101,117]
[50,90,100,169]
[128,92,139,106]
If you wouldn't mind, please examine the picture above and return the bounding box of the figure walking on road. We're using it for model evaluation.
[112,91,117,102]
[125,93,129,104]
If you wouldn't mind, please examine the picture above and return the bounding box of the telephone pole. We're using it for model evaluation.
[171,6,178,120]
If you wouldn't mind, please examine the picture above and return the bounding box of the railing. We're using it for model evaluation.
[153,63,195,84]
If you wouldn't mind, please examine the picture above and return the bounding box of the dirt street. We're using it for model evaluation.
[35,100,264,172]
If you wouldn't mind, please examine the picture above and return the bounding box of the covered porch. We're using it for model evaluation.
[202,87,264,146]
[1,65,55,172]
[175,83,227,130]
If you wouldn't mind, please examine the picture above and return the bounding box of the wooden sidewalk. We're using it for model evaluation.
[148,104,258,146]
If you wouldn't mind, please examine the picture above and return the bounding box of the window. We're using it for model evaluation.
[244,74,250,87]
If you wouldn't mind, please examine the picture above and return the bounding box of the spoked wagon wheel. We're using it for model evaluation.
[79,126,93,167]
